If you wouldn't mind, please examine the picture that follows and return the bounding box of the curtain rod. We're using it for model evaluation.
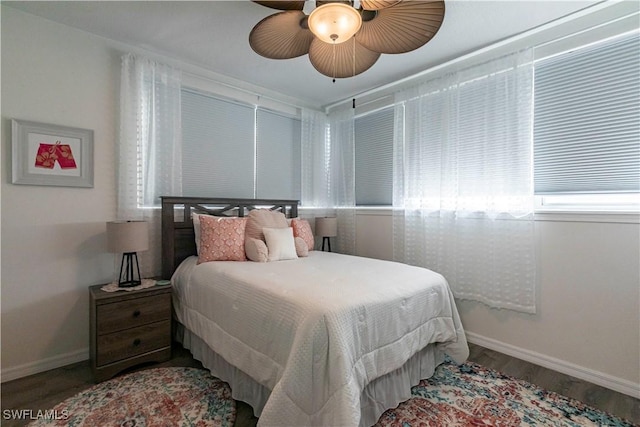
[324,1,630,112]
[110,30,314,112]
[183,70,320,112]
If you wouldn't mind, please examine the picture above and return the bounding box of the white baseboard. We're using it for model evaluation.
[466,332,640,399]
[1,348,89,383]
[2,336,638,400]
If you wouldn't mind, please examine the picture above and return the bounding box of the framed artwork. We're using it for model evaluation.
[11,119,94,188]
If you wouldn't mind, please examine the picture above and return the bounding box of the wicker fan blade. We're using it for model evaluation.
[308,38,380,78]
[252,1,305,11]
[357,0,445,54]
[250,11,314,59]
[360,0,400,10]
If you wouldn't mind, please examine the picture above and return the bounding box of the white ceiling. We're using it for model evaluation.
[5,0,601,107]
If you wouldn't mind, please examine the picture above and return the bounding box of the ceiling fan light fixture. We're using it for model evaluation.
[250,0,446,80]
[308,3,362,44]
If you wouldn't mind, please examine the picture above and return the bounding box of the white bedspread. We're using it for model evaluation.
[172,251,468,427]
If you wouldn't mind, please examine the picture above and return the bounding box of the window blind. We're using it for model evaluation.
[534,31,640,194]
[355,106,394,205]
[181,89,255,198]
[256,109,302,199]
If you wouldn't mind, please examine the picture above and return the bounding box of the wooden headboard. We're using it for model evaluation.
[160,197,299,279]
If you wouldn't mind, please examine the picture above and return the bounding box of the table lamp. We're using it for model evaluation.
[107,221,149,287]
[315,217,337,252]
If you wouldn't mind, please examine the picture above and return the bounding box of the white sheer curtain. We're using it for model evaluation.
[393,49,536,313]
[118,53,182,277]
[301,108,330,208]
[328,104,356,255]
[301,108,332,249]
[301,106,356,254]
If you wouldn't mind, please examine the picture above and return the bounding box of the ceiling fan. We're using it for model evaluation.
[249,0,446,81]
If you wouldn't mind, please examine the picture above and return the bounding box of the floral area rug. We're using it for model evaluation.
[29,367,235,427]
[377,358,636,427]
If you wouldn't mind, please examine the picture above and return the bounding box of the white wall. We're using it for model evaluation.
[1,6,120,379]
[0,6,310,381]
[355,212,640,397]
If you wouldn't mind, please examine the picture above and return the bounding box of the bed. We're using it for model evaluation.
[162,197,469,427]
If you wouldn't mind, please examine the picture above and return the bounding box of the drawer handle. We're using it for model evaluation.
[133,338,141,346]
[132,310,141,318]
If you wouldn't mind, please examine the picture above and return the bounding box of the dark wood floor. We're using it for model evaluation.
[2,343,638,426]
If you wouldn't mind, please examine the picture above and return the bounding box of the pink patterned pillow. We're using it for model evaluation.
[294,236,309,257]
[198,216,247,263]
[291,218,314,251]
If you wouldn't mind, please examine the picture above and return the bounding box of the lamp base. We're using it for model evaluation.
[321,236,332,252]
[118,252,142,288]
[118,280,142,288]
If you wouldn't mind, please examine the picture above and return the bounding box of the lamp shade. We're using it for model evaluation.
[315,217,337,238]
[107,221,149,253]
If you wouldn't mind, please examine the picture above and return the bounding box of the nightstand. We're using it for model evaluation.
[89,283,172,382]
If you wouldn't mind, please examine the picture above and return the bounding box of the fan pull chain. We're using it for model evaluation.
[352,36,356,77]
[332,41,337,83]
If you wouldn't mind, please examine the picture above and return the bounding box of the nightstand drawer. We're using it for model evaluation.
[90,284,173,382]
[96,320,171,366]
[97,293,171,334]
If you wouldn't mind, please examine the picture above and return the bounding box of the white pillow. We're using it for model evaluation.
[263,227,298,261]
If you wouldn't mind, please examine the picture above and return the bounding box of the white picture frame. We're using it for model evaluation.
[11,119,94,188]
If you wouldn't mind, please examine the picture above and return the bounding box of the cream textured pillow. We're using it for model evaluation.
[193,213,202,254]
[245,237,269,262]
[245,209,289,261]
[291,218,314,251]
[192,213,211,254]
[198,216,247,263]
[263,227,298,261]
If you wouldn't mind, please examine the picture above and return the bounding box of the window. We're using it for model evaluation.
[347,31,639,213]
[182,89,255,198]
[533,31,640,210]
[181,89,302,200]
[256,109,302,199]
[355,106,394,206]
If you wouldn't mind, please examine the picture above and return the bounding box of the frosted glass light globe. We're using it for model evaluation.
[308,3,363,44]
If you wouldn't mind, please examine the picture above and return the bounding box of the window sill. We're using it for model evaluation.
[352,207,640,224]
[534,211,640,224]
[355,207,397,216]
